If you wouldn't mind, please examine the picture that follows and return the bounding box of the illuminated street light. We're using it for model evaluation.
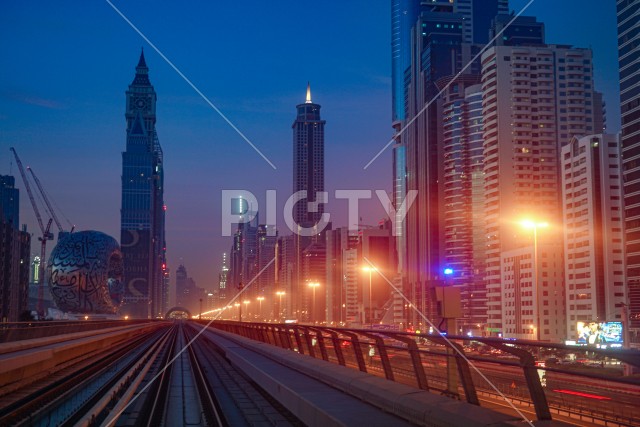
[521,220,548,341]
[276,291,285,321]
[257,296,264,320]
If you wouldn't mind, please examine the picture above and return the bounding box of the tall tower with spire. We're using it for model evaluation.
[292,83,325,227]
[120,50,167,319]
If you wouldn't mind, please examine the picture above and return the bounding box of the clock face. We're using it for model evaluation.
[134,98,147,109]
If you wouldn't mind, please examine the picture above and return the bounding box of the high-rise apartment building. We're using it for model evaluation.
[500,242,565,341]
[326,227,360,324]
[618,0,640,330]
[120,50,167,319]
[561,134,626,339]
[481,44,598,339]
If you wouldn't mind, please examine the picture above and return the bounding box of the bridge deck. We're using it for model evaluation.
[201,326,539,427]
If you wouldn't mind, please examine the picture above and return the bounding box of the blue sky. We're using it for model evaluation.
[0,1,619,290]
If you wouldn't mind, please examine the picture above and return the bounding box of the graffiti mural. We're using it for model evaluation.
[48,231,124,314]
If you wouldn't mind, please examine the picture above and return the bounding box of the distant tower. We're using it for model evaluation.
[120,50,167,319]
[0,175,19,229]
[218,253,229,303]
[175,264,188,307]
[292,83,326,227]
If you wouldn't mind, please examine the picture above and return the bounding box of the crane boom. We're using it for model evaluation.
[10,148,47,235]
[28,166,64,233]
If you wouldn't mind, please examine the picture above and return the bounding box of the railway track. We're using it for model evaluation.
[0,322,304,426]
[0,325,171,426]
[183,323,304,427]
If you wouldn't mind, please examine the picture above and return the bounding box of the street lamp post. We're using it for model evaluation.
[276,291,285,321]
[521,220,548,341]
[308,282,320,323]
[243,300,250,322]
[257,296,264,321]
[234,302,240,321]
[362,267,377,324]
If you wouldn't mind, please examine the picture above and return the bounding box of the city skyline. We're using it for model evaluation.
[0,1,620,290]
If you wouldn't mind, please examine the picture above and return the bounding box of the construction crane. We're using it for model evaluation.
[28,166,74,240]
[10,147,53,316]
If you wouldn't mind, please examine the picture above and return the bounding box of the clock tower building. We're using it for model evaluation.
[120,50,167,319]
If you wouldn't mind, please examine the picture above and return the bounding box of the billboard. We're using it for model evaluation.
[577,321,623,345]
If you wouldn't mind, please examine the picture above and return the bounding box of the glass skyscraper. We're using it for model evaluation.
[292,83,325,227]
[618,0,640,330]
[120,50,167,319]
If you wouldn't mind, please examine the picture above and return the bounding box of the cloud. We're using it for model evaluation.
[21,95,66,109]
[368,74,392,86]
[1,90,66,110]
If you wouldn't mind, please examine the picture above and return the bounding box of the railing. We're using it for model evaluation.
[0,320,159,343]
[207,321,640,425]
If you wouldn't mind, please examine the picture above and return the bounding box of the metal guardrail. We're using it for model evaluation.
[206,321,640,424]
[0,320,159,343]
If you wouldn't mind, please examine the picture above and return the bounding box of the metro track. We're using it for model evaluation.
[0,322,304,427]
[0,325,170,426]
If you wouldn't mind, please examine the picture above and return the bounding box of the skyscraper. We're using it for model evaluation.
[217,253,229,304]
[403,5,466,324]
[292,83,325,227]
[0,175,19,230]
[440,77,487,333]
[0,176,31,322]
[120,50,167,319]
[561,134,626,339]
[287,84,328,322]
[618,0,640,331]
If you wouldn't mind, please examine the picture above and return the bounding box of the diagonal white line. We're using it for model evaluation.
[363,0,535,170]
[362,256,535,427]
[104,0,277,170]
[103,257,276,426]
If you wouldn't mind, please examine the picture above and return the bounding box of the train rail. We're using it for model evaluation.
[0,322,307,426]
[183,322,304,427]
[0,325,171,426]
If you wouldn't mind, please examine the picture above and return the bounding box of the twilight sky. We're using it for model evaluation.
[0,1,619,293]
